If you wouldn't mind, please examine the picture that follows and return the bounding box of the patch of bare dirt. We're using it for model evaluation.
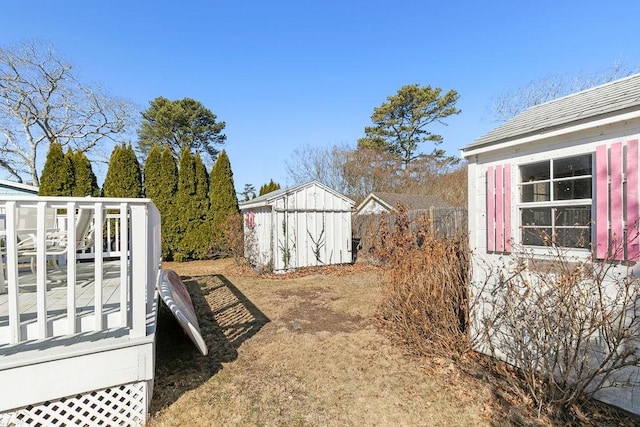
[276,287,367,333]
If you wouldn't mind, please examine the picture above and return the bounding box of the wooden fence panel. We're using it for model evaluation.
[352,207,468,259]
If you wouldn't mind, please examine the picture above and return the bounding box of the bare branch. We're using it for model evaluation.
[488,61,639,123]
[0,40,135,184]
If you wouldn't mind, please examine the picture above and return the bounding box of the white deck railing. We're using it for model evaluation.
[0,196,161,345]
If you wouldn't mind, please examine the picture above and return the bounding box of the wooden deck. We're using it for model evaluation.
[0,196,161,425]
[0,260,125,345]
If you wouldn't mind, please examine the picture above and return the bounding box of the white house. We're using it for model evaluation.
[0,180,38,196]
[462,74,640,414]
[239,181,354,272]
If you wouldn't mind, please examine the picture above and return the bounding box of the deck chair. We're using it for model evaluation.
[18,208,95,273]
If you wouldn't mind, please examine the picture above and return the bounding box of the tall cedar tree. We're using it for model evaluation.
[258,179,281,196]
[144,145,178,260]
[39,142,75,196]
[194,153,210,214]
[102,143,143,198]
[68,150,99,196]
[178,153,211,259]
[209,150,239,253]
[174,148,208,260]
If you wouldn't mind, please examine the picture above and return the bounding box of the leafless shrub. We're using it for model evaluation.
[472,245,640,417]
[218,213,244,264]
[374,205,471,358]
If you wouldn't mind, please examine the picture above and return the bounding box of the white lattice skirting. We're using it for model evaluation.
[0,381,149,426]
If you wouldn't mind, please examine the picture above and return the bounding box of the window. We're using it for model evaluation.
[519,154,592,248]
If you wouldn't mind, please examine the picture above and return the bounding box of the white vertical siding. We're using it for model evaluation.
[240,181,354,272]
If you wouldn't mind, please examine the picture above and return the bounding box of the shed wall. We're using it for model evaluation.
[242,182,353,272]
[272,183,353,271]
[466,118,640,414]
[244,206,273,269]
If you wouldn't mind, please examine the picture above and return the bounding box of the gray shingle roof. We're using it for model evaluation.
[465,73,640,151]
[372,192,450,210]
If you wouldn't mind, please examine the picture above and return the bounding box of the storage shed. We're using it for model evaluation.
[462,74,640,414]
[239,180,354,272]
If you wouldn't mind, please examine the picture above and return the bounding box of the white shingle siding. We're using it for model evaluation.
[463,74,640,415]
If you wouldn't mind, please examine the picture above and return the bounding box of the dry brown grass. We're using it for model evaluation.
[147,259,491,426]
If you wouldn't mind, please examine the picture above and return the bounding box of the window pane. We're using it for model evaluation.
[522,207,552,226]
[521,182,550,202]
[555,206,591,226]
[554,155,592,178]
[556,228,591,248]
[554,178,592,200]
[521,162,550,182]
[522,227,552,246]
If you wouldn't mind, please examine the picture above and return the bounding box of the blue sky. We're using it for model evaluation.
[2,1,640,191]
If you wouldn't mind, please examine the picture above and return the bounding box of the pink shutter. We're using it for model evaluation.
[487,166,495,252]
[504,164,512,252]
[495,165,504,252]
[595,139,640,261]
[610,142,624,260]
[486,163,512,253]
[627,140,639,261]
[595,145,609,259]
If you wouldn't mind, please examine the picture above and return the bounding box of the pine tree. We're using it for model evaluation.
[39,142,74,196]
[258,179,281,196]
[240,183,257,201]
[103,143,143,198]
[144,145,178,260]
[69,150,99,196]
[209,150,240,254]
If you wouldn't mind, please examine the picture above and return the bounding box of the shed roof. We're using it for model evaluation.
[239,180,354,210]
[356,192,450,213]
[465,73,640,151]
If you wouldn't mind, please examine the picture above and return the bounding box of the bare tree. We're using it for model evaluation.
[285,143,352,194]
[286,143,466,203]
[0,41,134,184]
[342,147,402,200]
[489,60,638,123]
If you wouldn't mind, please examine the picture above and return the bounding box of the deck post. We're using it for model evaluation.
[5,201,20,344]
[119,202,130,328]
[36,201,48,339]
[94,202,104,331]
[130,204,148,338]
[66,202,77,335]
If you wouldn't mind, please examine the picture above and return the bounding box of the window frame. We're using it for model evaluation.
[517,154,593,251]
